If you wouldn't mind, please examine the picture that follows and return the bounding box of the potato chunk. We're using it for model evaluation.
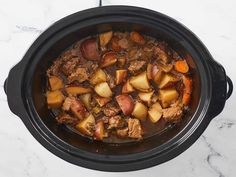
[99,31,113,47]
[132,102,148,121]
[76,114,95,136]
[49,76,63,91]
[47,90,64,108]
[79,93,91,110]
[90,69,107,85]
[116,94,134,116]
[94,82,113,98]
[130,72,150,92]
[159,89,179,107]
[122,79,135,94]
[130,32,145,45]
[65,86,92,95]
[95,96,111,107]
[148,102,162,123]
[138,91,154,106]
[116,69,127,85]
[159,74,179,89]
[94,121,105,140]
[100,52,117,68]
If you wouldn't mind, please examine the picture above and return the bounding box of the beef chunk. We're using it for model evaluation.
[162,105,183,123]
[56,114,78,126]
[117,127,128,138]
[128,60,146,73]
[61,58,79,76]
[108,115,126,129]
[47,59,63,77]
[128,118,142,139]
[67,67,89,83]
[118,38,129,49]
[103,103,121,117]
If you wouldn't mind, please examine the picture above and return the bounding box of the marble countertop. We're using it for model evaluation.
[0,0,236,176]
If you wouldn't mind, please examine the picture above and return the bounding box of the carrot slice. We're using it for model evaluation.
[182,75,192,106]
[174,60,189,73]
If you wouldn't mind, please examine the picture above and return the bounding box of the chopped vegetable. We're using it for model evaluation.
[182,75,192,105]
[47,90,64,108]
[80,38,100,60]
[116,69,127,85]
[132,102,148,121]
[116,94,134,116]
[159,89,179,107]
[65,86,92,95]
[100,52,117,68]
[174,60,189,73]
[94,121,105,140]
[90,69,107,85]
[76,114,95,136]
[95,96,112,107]
[130,32,145,45]
[80,93,92,110]
[99,31,113,47]
[122,79,135,94]
[138,91,154,106]
[130,72,151,92]
[158,74,179,89]
[94,82,113,98]
[49,76,63,91]
[148,102,162,123]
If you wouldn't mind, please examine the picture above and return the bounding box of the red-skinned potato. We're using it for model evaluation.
[130,72,151,92]
[100,52,117,68]
[65,86,92,95]
[116,69,127,85]
[90,69,107,85]
[94,82,113,98]
[49,76,63,91]
[122,79,135,94]
[99,31,113,47]
[94,121,105,140]
[138,91,154,106]
[70,98,88,119]
[80,38,100,60]
[116,94,134,115]
[148,102,162,123]
[132,102,148,121]
[76,114,95,136]
[95,96,111,107]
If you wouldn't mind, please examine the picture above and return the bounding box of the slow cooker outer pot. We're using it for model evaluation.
[4,6,233,171]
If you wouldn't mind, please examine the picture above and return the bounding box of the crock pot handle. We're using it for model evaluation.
[4,61,27,119]
[207,61,233,119]
[226,76,233,99]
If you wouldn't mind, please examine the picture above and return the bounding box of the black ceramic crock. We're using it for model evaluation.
[4,6,233,171]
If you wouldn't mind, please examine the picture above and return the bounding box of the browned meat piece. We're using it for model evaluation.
[61,58,79,76]
[101,116,109,124]
[118,38,129,49]
[56,114,78,126]
[117,127,128,138]
[107,73,116,89]
[128,118,142,139]
[47,58,64,76]
[108,115,126,129]
[154,43,172,64]
[162,105,183,123]
[103,103,121,117]
[128,48,142,61]
[128,60,146,73]
[67,67,89,83]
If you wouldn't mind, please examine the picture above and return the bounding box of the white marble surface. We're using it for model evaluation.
[0,0,236,176]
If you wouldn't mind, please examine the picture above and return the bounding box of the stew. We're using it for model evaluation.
[46,31,193,142]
